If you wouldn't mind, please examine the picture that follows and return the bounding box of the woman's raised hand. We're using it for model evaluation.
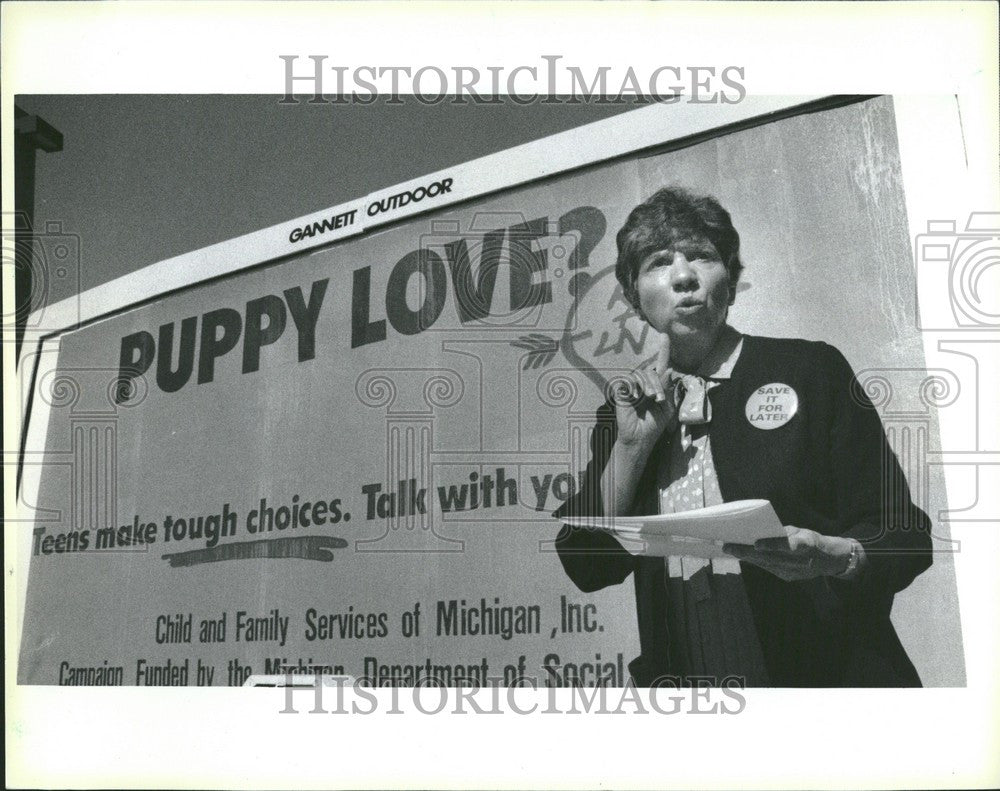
[611,330,677,449]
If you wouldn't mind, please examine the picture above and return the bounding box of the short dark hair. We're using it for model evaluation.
[615,187,743,308]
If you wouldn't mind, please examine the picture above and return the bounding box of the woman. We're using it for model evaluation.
[555,187,932,687]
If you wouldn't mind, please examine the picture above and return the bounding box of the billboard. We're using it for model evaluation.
[16,95,965,686]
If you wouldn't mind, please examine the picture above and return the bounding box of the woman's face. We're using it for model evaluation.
[634,234,734,343]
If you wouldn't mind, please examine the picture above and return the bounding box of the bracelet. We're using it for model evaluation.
[835,539,864,580]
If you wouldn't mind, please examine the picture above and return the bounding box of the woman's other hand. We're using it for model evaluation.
[723,526,859,581]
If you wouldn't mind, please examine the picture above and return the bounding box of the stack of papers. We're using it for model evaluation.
[559,499,785,559]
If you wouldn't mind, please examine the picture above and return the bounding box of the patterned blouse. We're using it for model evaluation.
[655,327,770,685]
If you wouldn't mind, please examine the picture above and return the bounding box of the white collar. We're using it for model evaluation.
[693,325,743,381]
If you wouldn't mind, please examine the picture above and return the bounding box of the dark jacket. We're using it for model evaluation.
[555,335,932,687]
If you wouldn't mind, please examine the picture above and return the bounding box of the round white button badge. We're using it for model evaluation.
[745,383,799,430]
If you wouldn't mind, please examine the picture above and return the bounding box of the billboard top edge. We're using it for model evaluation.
[26,94,834,338]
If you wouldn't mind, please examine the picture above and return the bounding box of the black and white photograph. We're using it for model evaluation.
[4,2,998,789]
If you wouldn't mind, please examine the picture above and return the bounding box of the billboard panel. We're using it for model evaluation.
[17,96,964,686]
